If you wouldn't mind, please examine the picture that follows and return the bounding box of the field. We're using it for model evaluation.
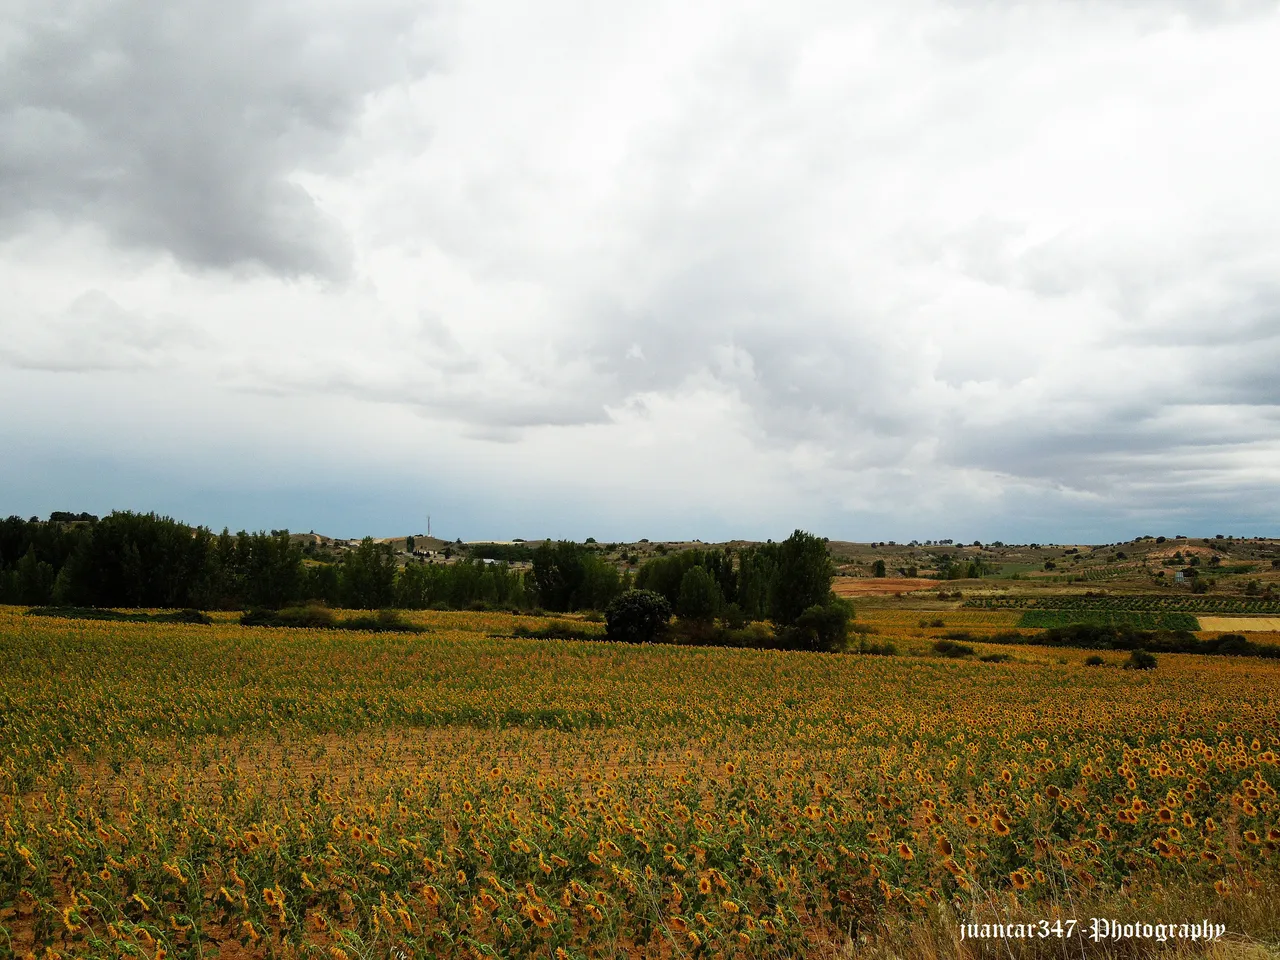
[831,579,939,598]
[2,607,1280,959]
[1015,611,1202,631]
[1199,618,1280,633]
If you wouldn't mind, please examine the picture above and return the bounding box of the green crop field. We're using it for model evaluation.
[1016,610,1201,631]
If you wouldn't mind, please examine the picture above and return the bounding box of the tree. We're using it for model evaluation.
[531,541,588,612]
[341,538,397,609]
[786,599,853,653]
[605,590,672,643]
[872,559,886,578]
[406,536,416,552]
[677,567,720,622]
[771,530,834,626]
[15,546,55,605]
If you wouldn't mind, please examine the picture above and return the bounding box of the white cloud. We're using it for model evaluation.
[2,0,1279,537]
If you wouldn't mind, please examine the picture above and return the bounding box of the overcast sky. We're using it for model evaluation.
[3,0,1279,542]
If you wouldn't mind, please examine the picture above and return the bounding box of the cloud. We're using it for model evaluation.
[0,0,431,276]
[0,290,207,371]
[1,0,1279,538]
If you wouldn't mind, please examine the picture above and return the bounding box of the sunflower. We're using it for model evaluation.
[698,876,712,895]
[898,842,914,861]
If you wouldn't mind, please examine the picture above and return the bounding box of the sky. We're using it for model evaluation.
[2,0,1279,543]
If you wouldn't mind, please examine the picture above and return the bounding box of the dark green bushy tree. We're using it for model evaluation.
[56,512,211,608]
[530,541,622,612]
[394,558,533,611]
[735,545,779,622]
[14,547,56,605]
[341,537,397,609]
[605,590,672,643]
[771,530,834,626]
[531,540,587,612]
[676,566,721,622]
[785,598,853,652]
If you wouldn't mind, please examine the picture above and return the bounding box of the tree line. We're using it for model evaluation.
[0,513,548,611]
[1,513,847,646]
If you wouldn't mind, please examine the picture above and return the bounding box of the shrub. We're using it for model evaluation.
[1084,654,1106,666]
[1210,633,1255,656]
[719,623,775,648]
[242,604,335,628]
[605,590,672,644]
[240,606,423,633]
[1124,649,1158,670]
[933,639,975,658]
[27,606,212,625]
[512,622,602,642]
[342,610,422,633]
[980,653,1013,663]
[720,603,747,630]
[858,639,898,656]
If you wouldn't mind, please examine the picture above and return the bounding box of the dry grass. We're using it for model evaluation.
[1199,618,1280,635]
[834,578,943,597]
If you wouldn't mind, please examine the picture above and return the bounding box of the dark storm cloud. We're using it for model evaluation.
[0,0,427,276]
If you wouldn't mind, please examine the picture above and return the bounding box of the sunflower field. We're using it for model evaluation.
[1,607,1278,958]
